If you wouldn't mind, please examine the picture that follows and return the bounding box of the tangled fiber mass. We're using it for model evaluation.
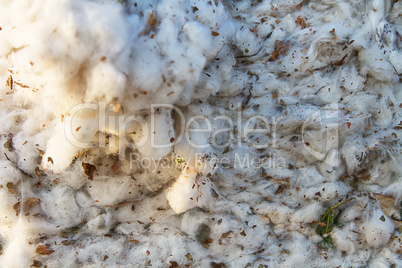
[0,0,401,267]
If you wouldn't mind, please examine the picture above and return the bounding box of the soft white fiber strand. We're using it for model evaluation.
[0,0,401,267]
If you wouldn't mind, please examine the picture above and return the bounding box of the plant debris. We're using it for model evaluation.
[36,244,54,255]
[13,197,41,216]
[295,16,307,29]
[315,198,353,236]
[6,182,16,194]
[3,134,14,152]
[82,162,97,181]
[196,223,211,244]
[6,75,12,90]
[373,193,402,228]
[268,40,290,61]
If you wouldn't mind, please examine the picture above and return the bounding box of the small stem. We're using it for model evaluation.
[330,198,354,210]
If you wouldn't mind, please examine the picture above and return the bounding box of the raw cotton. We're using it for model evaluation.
[0,0,401,267]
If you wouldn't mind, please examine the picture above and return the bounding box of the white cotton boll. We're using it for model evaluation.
[166,168,216,214]
[339,205,363,223]
[372,97,394,128]
[367,0,385,34]
[40,186,83,227]
[389,50,402,74]
[136,108,174,159]
[382,179,402,202]
[255,203,294,225]
[74,236,126,266]
[303,182,351,202]
[75,190,97,211]
[358,47,398,82]
[296,166,326,187]
[84,211,114,235]
[183,22,212,52]
[130,50,163,93]
[85,63,126,103]
[166,169,198,214]
[194,70,222,98]
[180,211,211,236]
[343,92,377,114]
[361,209,394,248]
[0,109,23,135]
[41,135,81,173]
[290,202,323,225]
[57,166,87,189]
[380,248,402,267]
[219,71,248,97]
[207,21,235,59]
[0,190,19,226]
[282,238,317,266]
[0,219,31,268]
[12,138,41,174]
[234,22,260,55]
[315,84,343,105]
[86,176,137,206]
[41,108,101,172]
[277,105,319,134]
[229,202,253,219]
[0,159,22,186]
[188,0,226,28]
[368,256,391,268]
[331,223,359,254]
[341,135,366,175]
[340,66,365,93]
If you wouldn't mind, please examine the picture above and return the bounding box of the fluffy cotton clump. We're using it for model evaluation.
[0,0,401,267]
[362,209,394,248]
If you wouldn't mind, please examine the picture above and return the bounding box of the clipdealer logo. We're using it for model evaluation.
[64,102,340,167]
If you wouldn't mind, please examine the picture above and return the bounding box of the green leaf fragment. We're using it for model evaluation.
[317,236,334,250]
[315,198,354,236]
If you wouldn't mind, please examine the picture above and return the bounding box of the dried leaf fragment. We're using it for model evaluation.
[36,244,54,255]
[211,30,220,36]
[4,134,14,152]
[35,166,45,177]
[169,261,179,268]
[296,0,308,10]
[6,182,16,194]
[268,40,290,61]
[196,223,211,244]
[6,75,13,90]
[211,262,226,268]
[315,198,353,235]
[82,162,97,181]
[13,197,41,216]
[147,13,156,27]
[14,81,29,88]
[141,12,158,36]
[111,165,120,174]
[32,260,42,267]
[61,240,75,246]
[373,193,402,228]
[191,6,199,13]
[185,253,193,261]
[295,16,307,29]
[333,54,347,66]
